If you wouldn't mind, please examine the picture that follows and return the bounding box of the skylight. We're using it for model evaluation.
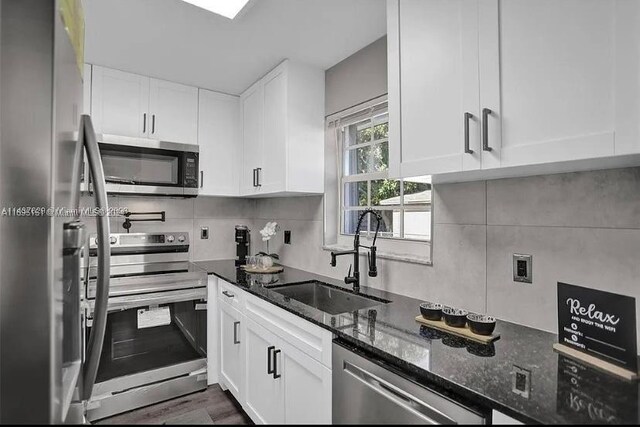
[181,0,251,19]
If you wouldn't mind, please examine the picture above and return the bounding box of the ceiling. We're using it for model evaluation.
[84,0,387,95]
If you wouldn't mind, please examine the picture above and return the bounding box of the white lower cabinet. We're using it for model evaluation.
[243,317,285,424]
[281,339,332,424]
[214,278,332,424]
[219,301,244,402]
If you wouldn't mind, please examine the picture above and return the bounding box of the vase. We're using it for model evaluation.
[259,254,274,269]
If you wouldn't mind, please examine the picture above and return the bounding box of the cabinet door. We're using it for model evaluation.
[397,0,480,177]
[261,66,287,193]
[198,90,240,196]
[91,65,149,138]
[243,317,284,424]
[240,82,264,195]
[149,78,198,144]
[479,0,620,168]
[281,340,332,424]
[219,302,243,402]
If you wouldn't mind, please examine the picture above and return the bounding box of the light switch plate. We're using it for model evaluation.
[513,254,532,283]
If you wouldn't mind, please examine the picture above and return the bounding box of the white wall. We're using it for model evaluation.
[325,36,387,116]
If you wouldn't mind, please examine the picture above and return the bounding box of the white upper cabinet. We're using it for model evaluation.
[91,65,149,138]
[198,89,240,196]
[261,66,288,193]
[480,0,631,168]
[392,0,481,178]
[239,60,325,197]
[240,82,264,195]
[89,65,198,144]
[389,0,640,180]
[149,78,198,144]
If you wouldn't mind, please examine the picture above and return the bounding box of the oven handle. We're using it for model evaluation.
[89,288,208,315]
[80,115,111,401]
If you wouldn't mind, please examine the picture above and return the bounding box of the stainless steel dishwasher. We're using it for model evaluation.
[333,342,486,424]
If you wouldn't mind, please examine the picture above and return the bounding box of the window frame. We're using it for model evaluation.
[337,103,431,242]
[323,94,432,266]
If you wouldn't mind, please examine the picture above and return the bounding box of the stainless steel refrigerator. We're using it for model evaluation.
[0,0,111,423]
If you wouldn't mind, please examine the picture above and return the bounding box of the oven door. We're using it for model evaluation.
[88,291,207,385]
[91,134,199,197]
[86,289,207,420]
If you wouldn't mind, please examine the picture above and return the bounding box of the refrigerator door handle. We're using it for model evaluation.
[70,122,85,213]
[80,115,111,401]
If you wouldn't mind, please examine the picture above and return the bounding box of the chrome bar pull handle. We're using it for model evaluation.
[222,290,235,299]
[200,171,204,188]
[273,349,281,379]
[143,113,147,134]
[256,168,262,187]
[464,112,474,154]
[233,321,240,344]
[482,108,492,152]
[151,114,156,134]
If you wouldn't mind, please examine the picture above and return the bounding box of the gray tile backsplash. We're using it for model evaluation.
[486,168,640,228]
[252,166,640,343]
[80,195,256,262]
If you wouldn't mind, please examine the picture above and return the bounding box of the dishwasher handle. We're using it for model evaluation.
[343,360,456,425]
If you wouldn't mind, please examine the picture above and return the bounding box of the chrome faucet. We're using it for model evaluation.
[330,209,382,292]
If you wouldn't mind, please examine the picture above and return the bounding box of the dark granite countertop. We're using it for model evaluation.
[196,259,639,425]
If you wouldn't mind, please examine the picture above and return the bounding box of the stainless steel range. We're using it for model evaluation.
[84,232,208,421]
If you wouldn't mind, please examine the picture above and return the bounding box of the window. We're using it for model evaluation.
[339,103,432,241]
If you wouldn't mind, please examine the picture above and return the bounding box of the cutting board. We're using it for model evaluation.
[415,315,500,344]
[241,265,284,274]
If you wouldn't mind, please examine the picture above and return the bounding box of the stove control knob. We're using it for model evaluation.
[178,235,185,243]
[109,236,117,245]
[166,235,175,243]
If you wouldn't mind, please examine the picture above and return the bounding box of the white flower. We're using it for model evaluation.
[259,221,279,242]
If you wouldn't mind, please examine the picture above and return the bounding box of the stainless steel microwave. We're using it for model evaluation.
[84,134,199,197]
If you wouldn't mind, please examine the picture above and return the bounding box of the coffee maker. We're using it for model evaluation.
[235,225,251,266]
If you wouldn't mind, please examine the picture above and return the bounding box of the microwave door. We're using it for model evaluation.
[98,144,186,196]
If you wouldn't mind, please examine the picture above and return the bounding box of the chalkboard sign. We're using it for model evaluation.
[558,282,637,372]
[556,355,638,424]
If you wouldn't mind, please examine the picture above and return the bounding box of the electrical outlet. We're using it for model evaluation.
[284,230,291,244]
[200,226,209,240]
[513,254,532,283]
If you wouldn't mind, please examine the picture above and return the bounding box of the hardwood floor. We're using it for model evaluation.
[96,385,253,425]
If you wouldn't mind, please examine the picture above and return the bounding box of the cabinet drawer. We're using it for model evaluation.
[244,292,333,368]
[218,279,245,310]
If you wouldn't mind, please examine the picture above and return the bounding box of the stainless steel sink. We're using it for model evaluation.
[268,281,390,315]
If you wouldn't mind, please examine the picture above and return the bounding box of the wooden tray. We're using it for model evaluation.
[415,315,500,344]
[241,265,284,274]
[553,343,639,381]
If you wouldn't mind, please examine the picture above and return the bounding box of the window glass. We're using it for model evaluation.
[343,181,368,207]
[339,103,431,241]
